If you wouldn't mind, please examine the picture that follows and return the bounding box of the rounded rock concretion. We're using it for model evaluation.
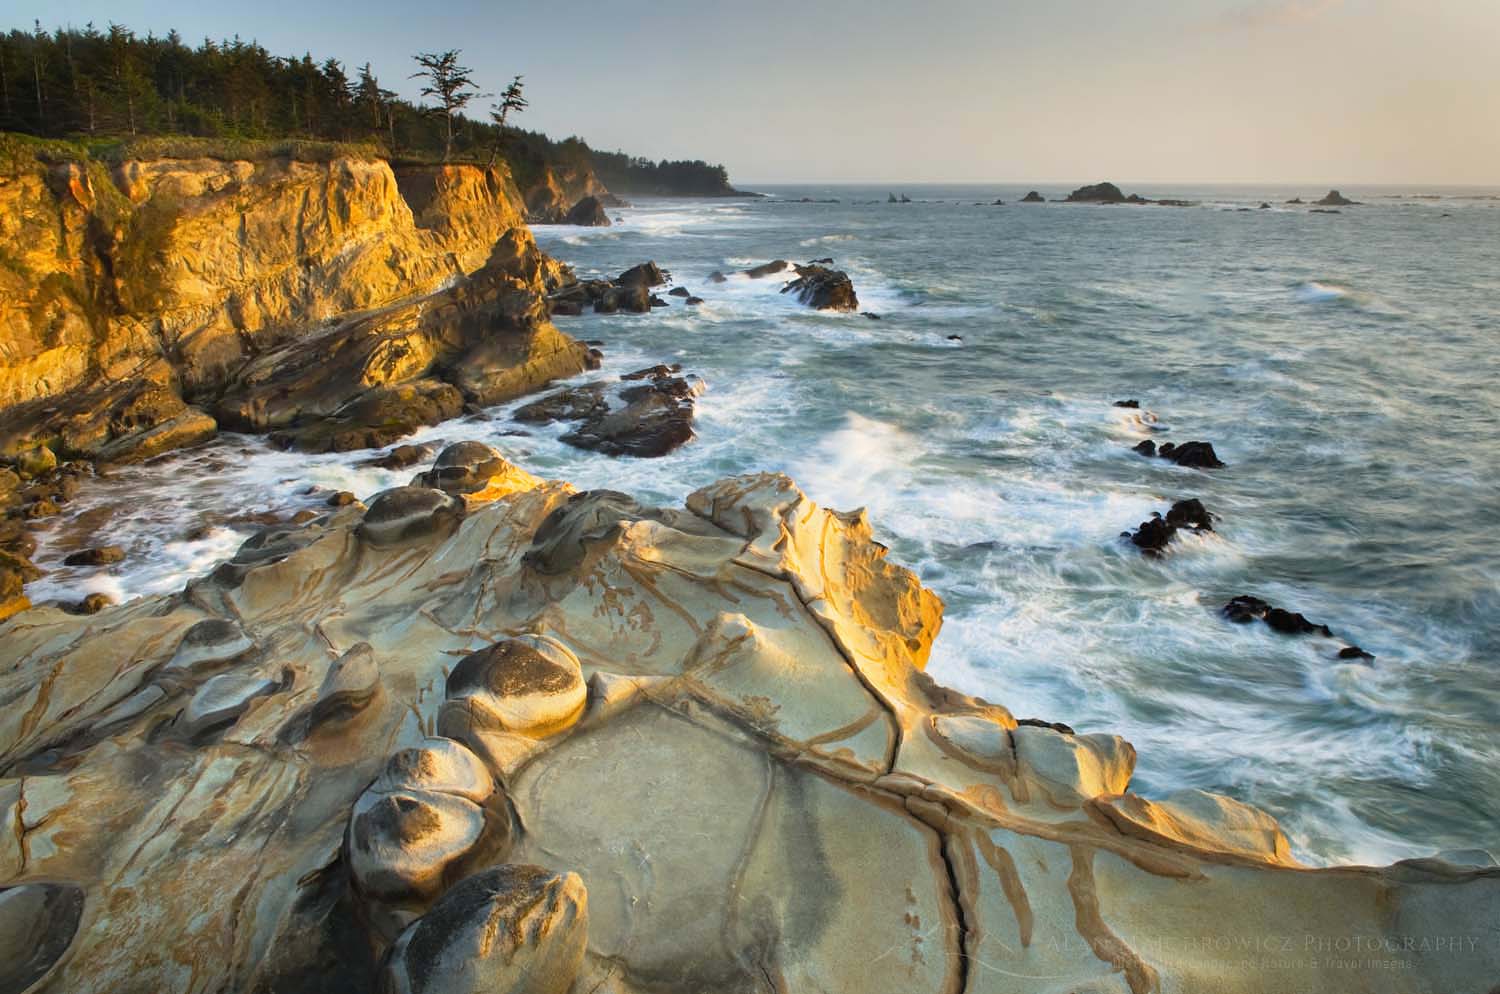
[347,788,488,903]
[374,737,495,803]
[439,636,587,741]
[358,487,464,547]
[414,442,512,496]
[166,618,255,674]
[382,865,588,994]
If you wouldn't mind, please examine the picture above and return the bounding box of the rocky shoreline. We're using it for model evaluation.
[3,151,1496,993]
[1,448,1496,993]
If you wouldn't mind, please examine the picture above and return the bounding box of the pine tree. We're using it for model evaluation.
[409,50,487,162]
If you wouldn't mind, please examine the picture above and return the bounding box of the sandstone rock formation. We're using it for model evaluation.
[0,455,1495,993]
[0,146,592,465]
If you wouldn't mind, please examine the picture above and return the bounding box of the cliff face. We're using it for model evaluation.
[0,149,587,464]
[523,161,615,220]
[0,457,1494,994]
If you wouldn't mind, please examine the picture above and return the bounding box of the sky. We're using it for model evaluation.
[8,0,1498,185]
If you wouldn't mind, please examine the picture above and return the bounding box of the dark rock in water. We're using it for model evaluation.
[1016,717,1075,734]
[807,257,835,265]
[1065,182,1129,203]
[615,261,667,287]
[743,260,791,279]
[549,298,584,317]
[1311,208,1342,214]
[900,194,912,203]
[1285,197,1304,204]
[1164,498,1214,531]
[1126,499,1214,556]
[1021,191,1045,203]
[622,364,682,381]
[77,592,113,614]
[1259,202,1272,209]
[561,375,700,458]
[327,491,357,507]
[685,296,704,305]
[668,286,691,297]
[1157,441,1225,469]
[888,192,899,203]
[992,198,1005,205]
[862,312,882,320]
[649,294,669,308]
[270,379,465,454]
[1114,399,1140,409]
[365,443,434,470]
[1222,595,1337,639]
[781,266,859,311]
[708,271,727,283]
[514,383,610,425]
[947,334,963,342]
[1132,439,1157,457]
[63,545,126,567]
[518,365,701,458]
[594,284,652,314]
[1316,189,1358,206]
[1338,645,1376,662]
[563,196,611,226]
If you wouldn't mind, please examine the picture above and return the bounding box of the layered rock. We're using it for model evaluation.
[0,146,589,465]
[0,457,1494,994]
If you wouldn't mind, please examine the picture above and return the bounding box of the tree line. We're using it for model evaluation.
[0,21,735,193]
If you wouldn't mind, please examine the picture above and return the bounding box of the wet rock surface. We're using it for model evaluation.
[0,463,1491,993]
[1124,498,1215,556]
[515,364,701,458]
[1132,438,1226,468]
[1222,594,1375,660]
[781,264,859,311]
[0,463,1492,991]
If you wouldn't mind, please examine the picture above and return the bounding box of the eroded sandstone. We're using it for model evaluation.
[0,457,1494,994]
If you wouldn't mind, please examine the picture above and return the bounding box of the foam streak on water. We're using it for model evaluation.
[26,183,1500,867]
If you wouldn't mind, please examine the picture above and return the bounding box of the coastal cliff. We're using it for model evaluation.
[0,139,593,465]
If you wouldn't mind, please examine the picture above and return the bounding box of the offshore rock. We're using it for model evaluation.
[1020,190,1045,203]
[1317,189,1358,206]
[782,265,859,311]
[0,462,1493,993]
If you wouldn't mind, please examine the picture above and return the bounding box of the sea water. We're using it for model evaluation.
[24,183,1500,867]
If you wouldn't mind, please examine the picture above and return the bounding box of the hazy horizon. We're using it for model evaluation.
[9,0,1498,186]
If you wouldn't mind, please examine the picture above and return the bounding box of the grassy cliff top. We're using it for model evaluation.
[0,132,386,173]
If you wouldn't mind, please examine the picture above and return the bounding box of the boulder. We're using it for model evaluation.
[668,286,690,298]
[437,636,588,741]
[269,379,465,454]
[366,443,436,471]
[593,285,651,314]
[562,196,611,226]
[62,546,126,567]
[1134,438,1225,468]
[1316,189,1358,206]
[559,373,700,458]
[1020,190,1045,203]
[781,266,859,311]
[1124,499,1214,556]
[14,444,58,480]
[742,260,791,279]
[381,866,588,994]
[359,487,465,547]
[614,261,667,288]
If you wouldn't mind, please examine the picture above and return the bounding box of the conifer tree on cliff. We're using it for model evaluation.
[486,74,527,168]
[409,50,487,162]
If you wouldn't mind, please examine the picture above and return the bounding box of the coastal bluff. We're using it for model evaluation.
[1,453,1495,994]
[0,139,600,466]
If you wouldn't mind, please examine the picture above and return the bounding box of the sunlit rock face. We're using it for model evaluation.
[0,457,1496,994]
[0,152,587,464]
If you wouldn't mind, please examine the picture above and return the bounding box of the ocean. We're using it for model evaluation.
[27,182,1500,867]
